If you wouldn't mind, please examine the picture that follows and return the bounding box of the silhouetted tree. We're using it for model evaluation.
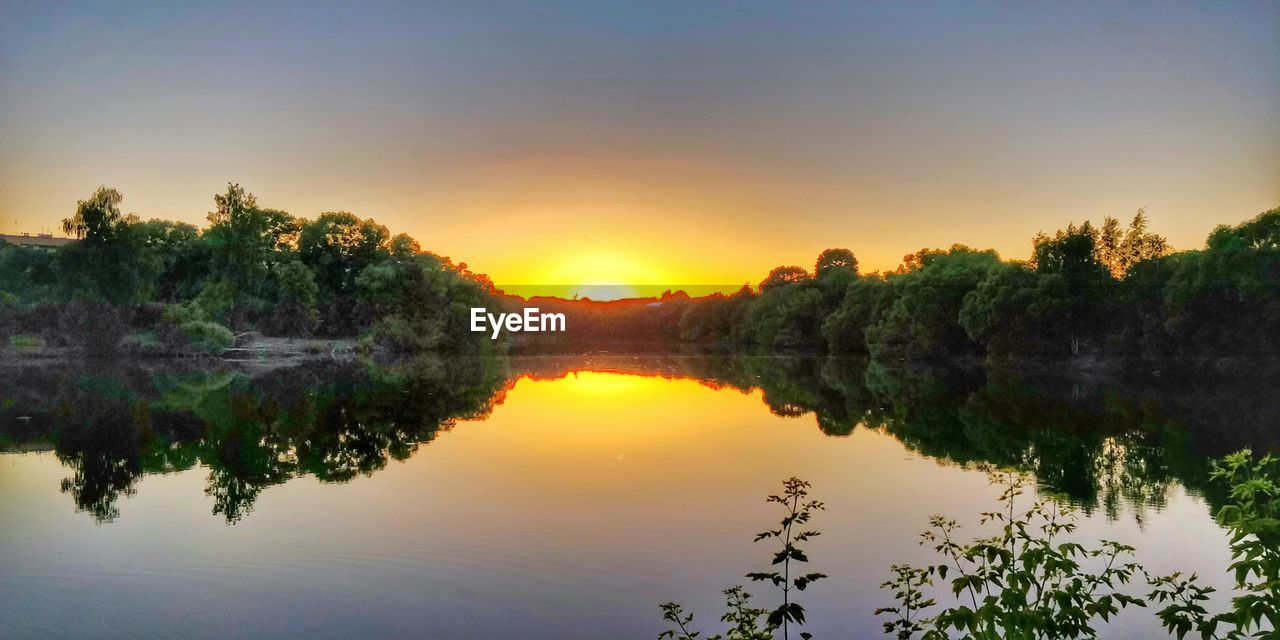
[815,248,858,279]
[759,266,810,292]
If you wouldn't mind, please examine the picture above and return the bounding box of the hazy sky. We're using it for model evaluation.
[2,1,1277,288]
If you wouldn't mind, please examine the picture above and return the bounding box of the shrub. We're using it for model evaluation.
[153,303,234,355]
[175,320,234,355]
[8,334,42,349]
[0,296,16,341]
[267,261,319,337]
[57,300,130,355]
[130,302,165,330]
[194,278,235,323]
[876,470,1146,639]
[369,314,443,353]
[269,301,318,337]
[161,301,206,326]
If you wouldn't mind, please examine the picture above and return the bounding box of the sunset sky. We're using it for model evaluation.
[1,1,1277,291]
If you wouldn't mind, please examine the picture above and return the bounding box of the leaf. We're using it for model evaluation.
[794,572,827,591]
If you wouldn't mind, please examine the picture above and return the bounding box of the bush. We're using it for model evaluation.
[194,278,235,323]
[152,303,234,355]
[175,321,234,355]
[21,302,63,345]
[1148,450,1280,638]
[161,301,206,326]
[877,470,1145,639]
[0,296,16,341]
[268,300,318,337]
[369,314,443,352]
[267,261,319,337]
[57,300,130,355]
[130,302,165,330]
[8,334,42,349]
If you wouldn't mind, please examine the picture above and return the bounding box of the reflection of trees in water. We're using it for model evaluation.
[684,353,1272,519]
[1,354,1276,524]
[853,359,1198,518]
[1,356,511,524]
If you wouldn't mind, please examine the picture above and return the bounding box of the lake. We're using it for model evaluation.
[1,354,1274,638]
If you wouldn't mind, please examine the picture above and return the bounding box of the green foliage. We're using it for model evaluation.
[741,284,825,349]
[660,478,825,640]
[959,264,1075,358]
[203,183,300,303]
[19,182,490,343]
[747,477,827,638]
[299,211,391,334]
[671,209,1200,360]
[821,276,892,353]
[269,261,319,336]
[132,219,208,301]
[1148,450,1279,639]
[877,470,1147,639]
[660,587,773,640]
[57,186,145,304]
[299,212,391,297]
[388,233,421,258]
[175,321,235,355]
[0,243,59,302]
[56,300,130,354]
[194,278,236,323]
[865,246,1001,361]
[8,334,42,349]
[356,253,498,353]
[672,211,1183,358]
[1153,209,1280,357]
[10,183,1278,364]
[1031,222,1112,294]
[61,186,129,242]
[151,302,235,355]
[161,301,207,326]
[679,286,757,343]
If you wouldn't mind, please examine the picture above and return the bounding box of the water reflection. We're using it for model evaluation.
[1,354,1276,524]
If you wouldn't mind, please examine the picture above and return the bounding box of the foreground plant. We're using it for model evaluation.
[659,477,825,640]
[1147,450,1279,639]
[669,451,1278,640]
[876,470,1146,639]
[660,587,771,640]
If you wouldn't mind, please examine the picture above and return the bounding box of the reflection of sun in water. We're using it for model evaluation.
[562,371,655,395]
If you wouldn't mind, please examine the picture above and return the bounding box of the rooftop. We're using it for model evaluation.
[0,233,76,248]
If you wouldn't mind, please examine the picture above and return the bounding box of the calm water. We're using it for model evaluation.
[1,354,1274,639]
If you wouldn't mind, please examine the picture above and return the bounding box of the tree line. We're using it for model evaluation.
[674,208,1280,362]
[3,185,1277,362]
[0,184,501,354]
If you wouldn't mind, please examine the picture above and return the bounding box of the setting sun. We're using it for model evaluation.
[497,250,674,299]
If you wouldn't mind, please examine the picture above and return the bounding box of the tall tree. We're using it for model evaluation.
[203,183,299,302]
[57,186,142,303]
